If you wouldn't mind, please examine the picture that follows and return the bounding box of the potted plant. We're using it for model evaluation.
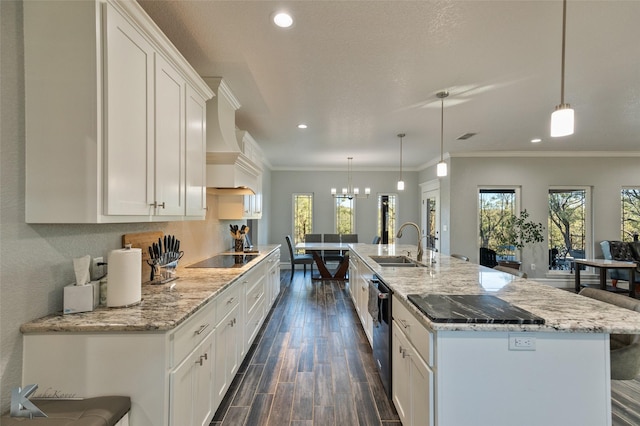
[495,209,545,269]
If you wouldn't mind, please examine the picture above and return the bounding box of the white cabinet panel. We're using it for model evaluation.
[154,54,185,216]
[104,2,154,216]
[185,86,207,217]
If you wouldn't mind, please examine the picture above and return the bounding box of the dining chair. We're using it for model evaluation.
[304,233,322,256]
[479,247,498,268]
[323,234,344,263]
[285,235,314,279]
[372,236,381,244]
[341,234,358,256]
[451,253,469,261]
[494,265,527,279]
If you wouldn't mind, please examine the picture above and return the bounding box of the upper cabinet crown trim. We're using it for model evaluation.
[109,0,214,101]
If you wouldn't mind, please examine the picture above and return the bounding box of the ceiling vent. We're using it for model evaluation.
[457,133,477,140]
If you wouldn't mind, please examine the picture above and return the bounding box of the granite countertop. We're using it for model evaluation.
[349,243,640,334]
[20,245,281,334]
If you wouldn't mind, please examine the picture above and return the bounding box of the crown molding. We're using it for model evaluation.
[448,151,640,158]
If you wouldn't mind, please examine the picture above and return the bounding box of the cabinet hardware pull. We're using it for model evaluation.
[149,201,166,209]
[195,323,210,335]
[398,319,409,328]
[203,352,208,361]
[226,297,235,305]
[399,345,404,354]
[195,356,204,366]
[402,349,410,359]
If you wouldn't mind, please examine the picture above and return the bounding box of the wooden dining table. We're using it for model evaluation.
[295,242,351,280]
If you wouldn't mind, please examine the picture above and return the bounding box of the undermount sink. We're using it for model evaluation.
[369,255,426,268]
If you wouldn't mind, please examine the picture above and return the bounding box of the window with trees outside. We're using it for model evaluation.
[335,197,355,234]
[293,193,313,246]
[377,194,397,244]
[622,188,640,241]
[548,188,590,271]
[478,188,519,261]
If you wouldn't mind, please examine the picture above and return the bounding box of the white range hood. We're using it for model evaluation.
[203,77,260,195]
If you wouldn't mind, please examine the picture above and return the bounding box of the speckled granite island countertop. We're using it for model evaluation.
[349,243,640,334]
[20,245,281,334]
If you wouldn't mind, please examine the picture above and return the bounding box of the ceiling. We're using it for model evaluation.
[138,0,640,171]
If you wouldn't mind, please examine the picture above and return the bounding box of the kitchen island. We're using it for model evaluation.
[348,243,640,426]
[20,245,280,426]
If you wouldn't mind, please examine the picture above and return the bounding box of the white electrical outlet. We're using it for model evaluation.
[531,263,536,270]
[509,334,536,351]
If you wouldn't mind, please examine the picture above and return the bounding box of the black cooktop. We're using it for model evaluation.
[407,294,545,324]
[187,254,259,269]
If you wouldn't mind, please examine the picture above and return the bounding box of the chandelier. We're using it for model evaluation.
[331,157,370,199]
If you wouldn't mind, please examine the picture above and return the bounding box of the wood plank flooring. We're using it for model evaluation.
[212,271,640,426]
[211,270,400,426]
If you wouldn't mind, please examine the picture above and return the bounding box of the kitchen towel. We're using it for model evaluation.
[107,246,142,307]
[368,281,380,324]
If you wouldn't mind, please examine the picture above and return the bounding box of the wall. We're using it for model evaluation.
[442,155,638,279]
[0,2,267,412]
[270,169,421,261]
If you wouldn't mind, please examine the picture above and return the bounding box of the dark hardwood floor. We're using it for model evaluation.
[212,271,640,426]
[211,270,400,426]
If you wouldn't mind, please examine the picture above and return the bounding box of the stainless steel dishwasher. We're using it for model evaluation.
[370,275,392,399]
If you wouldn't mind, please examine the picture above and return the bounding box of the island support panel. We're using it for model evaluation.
[435,331,610,426]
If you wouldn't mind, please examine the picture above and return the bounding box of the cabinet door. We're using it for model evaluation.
[410,350,434,426]
[104,3,154,216]
[392,321,411,425]
[194,332,215,426]
[185,86,207,217]
[154,54,185,216]
[170,352,195,426]
[214,305,240,406]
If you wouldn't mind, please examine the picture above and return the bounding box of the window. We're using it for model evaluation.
[293,193,313,246]
[377,194,397,244]
[335,197,355,234]
[621,188,640,241]
[478,188,519,261]
[548,187,590,270]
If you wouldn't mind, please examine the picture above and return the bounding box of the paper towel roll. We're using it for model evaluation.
[107,247,142,307]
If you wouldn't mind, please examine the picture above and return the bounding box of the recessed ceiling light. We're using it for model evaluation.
[531,138,542,143]
[297,124,308,129]
[273,12,293,28]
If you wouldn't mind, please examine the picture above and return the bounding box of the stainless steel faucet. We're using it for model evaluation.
[397,222,423,262]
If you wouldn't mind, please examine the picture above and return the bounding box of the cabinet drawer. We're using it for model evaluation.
[393,296,433,366]
[215,283,241,324]
[246,277,265,317]
[172,301,215,366]
[245,296,265,348]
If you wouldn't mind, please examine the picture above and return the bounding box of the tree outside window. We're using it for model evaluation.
[548,188,587,270]
[377,194,397,244]
[478,189,517,260]
[622,188,640,241]
[335,197,355,234]
[293,193,313,246]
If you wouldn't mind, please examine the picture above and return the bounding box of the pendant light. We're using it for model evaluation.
[436,91,448,177]
[550,0,574,137]
[397,133,405,191]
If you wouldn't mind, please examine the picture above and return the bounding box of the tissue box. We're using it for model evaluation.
[63,282,99,314]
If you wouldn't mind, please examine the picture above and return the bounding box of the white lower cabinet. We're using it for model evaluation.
[214,304,240,407]
[170,330,214,426]
[392,321,433,426]
[21,249,282,426]
[348,254,374,347]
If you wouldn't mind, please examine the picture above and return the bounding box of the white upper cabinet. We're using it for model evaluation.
[24,0,213,223]
[185,86,208,217]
